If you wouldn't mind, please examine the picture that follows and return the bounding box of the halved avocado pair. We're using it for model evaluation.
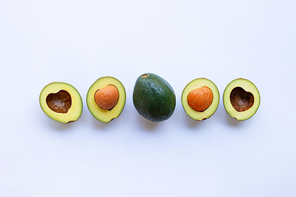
[39,77,126,123]
[182,78,260,121]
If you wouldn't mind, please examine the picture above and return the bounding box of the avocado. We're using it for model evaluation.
[223,78,260,121]
[39,82,83,123]
[181,78,220,121]
[133,73,176,122]
[86,76,126,123]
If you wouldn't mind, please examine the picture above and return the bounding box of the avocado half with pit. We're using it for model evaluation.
[39,82,83,123]
[86,76,126,123]
[182,78,220,121]
[223,78,260,121]
[133,73,176,122]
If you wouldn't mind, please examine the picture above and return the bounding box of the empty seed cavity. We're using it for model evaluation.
[230,87,254,112]
[46,90,72,113]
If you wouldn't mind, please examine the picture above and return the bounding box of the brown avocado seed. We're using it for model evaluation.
[187,86,213,112]
[94,85,119,110]
[46,90,72,113]
[230,87,254,112]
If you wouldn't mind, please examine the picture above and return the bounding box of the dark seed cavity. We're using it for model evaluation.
[230,87,254,112]
[46,90,72,113]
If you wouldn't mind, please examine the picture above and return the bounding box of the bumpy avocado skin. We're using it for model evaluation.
[133,73,176,122]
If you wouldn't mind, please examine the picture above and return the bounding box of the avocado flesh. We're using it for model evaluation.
[39,82,83,123]
[182,78,220,121]
[223,78,260,121]
[133,73,176,122]
[86,76,126,123]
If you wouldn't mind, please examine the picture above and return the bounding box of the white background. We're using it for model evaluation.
[1,0,296,196]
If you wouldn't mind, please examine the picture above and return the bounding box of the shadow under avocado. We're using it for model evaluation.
[138,115,160,131]
[91,115,115,130]
[46,117,74,131]
[184,113,203,129]
[225,112,243,127]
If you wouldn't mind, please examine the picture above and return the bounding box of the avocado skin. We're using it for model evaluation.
[133,73,176,122]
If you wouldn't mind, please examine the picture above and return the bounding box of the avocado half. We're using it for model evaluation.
[182,78,220,121]
[223,78,260,121]
[39,82,83,123]
[133,73,176,122]
[86,76,126,123]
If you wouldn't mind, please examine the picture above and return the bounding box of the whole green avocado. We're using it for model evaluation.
[133,73,176,122]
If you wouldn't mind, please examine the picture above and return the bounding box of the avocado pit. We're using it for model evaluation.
[230,87,254,112]
[187,86,213,112]
[94,85,119,110]
[46,90,72,113]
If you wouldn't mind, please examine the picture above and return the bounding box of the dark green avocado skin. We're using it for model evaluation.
[133,73,176,122]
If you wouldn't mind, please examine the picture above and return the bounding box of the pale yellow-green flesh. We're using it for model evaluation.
[39,82,83,123]
[182,78,220,121]
[87,77,126,123]
[223,78,260,121]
